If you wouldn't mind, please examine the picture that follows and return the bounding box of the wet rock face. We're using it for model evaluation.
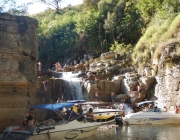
[0,13,38,83]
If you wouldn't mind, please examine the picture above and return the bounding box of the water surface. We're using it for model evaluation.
[80,124,180,140]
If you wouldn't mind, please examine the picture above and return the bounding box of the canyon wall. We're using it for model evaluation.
[0,13,49,131]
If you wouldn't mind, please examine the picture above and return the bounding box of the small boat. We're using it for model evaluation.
[123,101,180,125]
[77,101,124,123]
[0,102,101,140]
[66,100,124,123]
[82,104,123,122]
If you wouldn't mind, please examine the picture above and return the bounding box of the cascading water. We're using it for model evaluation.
[60,72,85,101]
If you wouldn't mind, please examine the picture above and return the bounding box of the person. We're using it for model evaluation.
[86,108,96,122]
[56,98,61,103]
[63,63,67,69]
[153,105,158,112]
[43,80,48,90]
[22,109,36,129]
[144,103,149,112]
[137,83,141,92]
[77,104,83,115]
[37,61,42,71]
[54,62,58,72]
[175,106,180,114]
[74,60,77,65]
[76,104,85,121]
[57,62,62,70]
[94,92,99,101]
[164,106,168,112]
[119,103,124,110]
[111,91,116,102]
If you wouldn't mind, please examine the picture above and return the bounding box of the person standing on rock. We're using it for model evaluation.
[57,62,62,70]
[111,91,116,102]
[37,61,42,71]
[137,83,141,97]
[43,80,49,90]
[94,92,99,101]
[54,62,58,72]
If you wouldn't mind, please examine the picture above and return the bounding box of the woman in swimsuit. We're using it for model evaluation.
[22,109,35,128]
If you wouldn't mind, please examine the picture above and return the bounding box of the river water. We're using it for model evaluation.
[79,124,180,140]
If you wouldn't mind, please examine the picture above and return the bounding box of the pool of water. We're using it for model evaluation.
[79,124,180,140]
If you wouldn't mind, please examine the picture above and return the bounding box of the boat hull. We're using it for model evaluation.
[0,120,100,140]
[84,108,122,122]
[123,111,180,125]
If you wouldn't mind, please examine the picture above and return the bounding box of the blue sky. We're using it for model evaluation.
[16,0,83,14]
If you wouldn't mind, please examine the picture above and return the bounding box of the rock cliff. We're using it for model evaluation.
[0,13,49,131]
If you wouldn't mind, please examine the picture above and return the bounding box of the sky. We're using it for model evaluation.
[16,0,83,15]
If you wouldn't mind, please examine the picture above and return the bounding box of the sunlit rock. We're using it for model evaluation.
[100,52,115,60]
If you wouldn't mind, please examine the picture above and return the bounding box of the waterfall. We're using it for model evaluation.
[60,72,85,101]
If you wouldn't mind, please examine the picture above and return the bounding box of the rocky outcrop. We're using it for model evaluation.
[0,13,49,131]
[155,41,180,108]
[0,13,38,83]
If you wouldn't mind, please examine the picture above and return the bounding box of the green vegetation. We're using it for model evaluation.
[133,0,180,67]
[1,0,180,70]
[32,0,145,67]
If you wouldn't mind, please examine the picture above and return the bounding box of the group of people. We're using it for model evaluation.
[37,61,64,72]
[56,105,96,122]
[55,104,85,122]
[54,62,62,72]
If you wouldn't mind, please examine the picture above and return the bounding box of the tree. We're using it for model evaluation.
[104,12,117,41]
[0,0,32,15]
[83,0,100,9]
[0,0,16,13]
[37,0,64,13]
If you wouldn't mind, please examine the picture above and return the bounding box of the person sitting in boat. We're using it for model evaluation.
[86,108,96,122]
[143,103,150,112]
[175,106,180,114]
[164,106,168,112]
[22,109,36,129]
[152,105,160,112]
[76,104,85,121]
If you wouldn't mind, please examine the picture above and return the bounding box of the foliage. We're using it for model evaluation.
[110,41,133,53]
[132,0,180,67]
[35,0,63,13]
[0,0,32,15]
[1,0,180,71]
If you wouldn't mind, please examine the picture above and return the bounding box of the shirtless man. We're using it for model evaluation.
[57,62,62,70]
